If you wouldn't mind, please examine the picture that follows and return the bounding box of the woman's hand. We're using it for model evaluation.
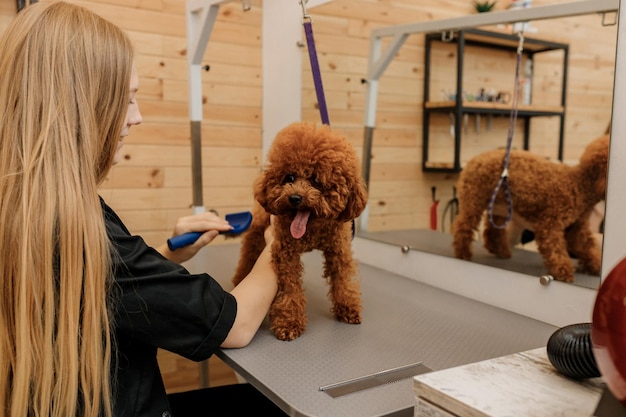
[156,210,232,264]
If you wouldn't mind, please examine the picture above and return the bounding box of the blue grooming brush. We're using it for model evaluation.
[167,211,252,251]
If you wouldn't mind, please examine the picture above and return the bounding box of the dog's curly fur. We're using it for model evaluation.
[232,122,368,341]
[452,134,609,282]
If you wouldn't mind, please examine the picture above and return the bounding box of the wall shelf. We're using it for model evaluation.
[422,28,569,173]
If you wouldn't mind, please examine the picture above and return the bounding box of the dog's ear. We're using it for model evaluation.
[253,171,269,210]
[338,175,368,222]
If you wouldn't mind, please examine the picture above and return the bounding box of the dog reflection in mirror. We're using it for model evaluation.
[452,134,609,283]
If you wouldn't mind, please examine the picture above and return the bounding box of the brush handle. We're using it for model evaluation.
[167,232,203,251]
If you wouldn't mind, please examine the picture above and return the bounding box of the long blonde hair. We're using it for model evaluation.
[0,2,134,417]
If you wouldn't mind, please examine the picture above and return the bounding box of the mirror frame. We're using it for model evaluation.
[352,0,620,327]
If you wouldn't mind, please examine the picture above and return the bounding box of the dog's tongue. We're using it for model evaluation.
[290,210,311,239]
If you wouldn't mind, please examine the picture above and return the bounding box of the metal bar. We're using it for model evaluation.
[602,0,626,281]
[358,126,375,233]
[186,0,231,209]
[372,0,618,39]
[559,45,569,161]
[422,35,432,171]
[523,117,530,151]
[319,362,431,398]
[368,32,409,80]
[454,31,465,171]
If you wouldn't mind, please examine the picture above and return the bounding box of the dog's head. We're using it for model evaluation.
[254,122,368,239]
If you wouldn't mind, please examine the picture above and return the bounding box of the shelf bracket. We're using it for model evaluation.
[601,11,618,27]
[441,31,455,42]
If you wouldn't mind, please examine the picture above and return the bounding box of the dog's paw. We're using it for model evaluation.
[550,265,575,283]
[577,260,601,276]
[333,305,362,324]
[272,324,305,341]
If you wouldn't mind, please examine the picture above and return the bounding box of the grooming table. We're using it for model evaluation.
[194,243,557,417]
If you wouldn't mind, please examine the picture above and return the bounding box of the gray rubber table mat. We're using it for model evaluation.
[194,243,558,417]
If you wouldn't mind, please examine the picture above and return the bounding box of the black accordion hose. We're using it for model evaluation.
[547,322,601,379]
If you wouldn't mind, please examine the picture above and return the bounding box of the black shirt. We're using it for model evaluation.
[101,198,237,417]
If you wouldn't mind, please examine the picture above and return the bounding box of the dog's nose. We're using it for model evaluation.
[289,194,302,207]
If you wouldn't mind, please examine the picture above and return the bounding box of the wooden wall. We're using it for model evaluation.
[0,0,617,392]
[0,0,616,239]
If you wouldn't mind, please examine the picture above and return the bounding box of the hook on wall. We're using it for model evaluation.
[601,11,618,27]
[441,31,455,42]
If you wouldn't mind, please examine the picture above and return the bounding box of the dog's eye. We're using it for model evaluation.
[283,174,296,184]
[311,175,323,188]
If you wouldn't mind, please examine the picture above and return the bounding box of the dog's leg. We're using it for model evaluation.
[533,227,575,282]
[323,240,362,324]
[565,218,601,275]
[482,214,512,258]
[452,195,488,261]
[269,243,308,341]
[232,210,271,287]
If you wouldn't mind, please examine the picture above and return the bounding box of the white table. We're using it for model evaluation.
[413,348,604,417]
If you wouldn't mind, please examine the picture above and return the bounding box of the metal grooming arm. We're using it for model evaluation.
[186,0,232,215]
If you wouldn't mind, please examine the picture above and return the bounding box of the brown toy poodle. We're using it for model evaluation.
[452,134,609,283]
[232,122,368,341]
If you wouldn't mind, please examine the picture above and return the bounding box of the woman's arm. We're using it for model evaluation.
[221,221,277,348]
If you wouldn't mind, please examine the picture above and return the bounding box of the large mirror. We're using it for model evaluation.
[356,1,618,291]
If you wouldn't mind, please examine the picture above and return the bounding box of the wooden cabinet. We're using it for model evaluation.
[422,29,569,172]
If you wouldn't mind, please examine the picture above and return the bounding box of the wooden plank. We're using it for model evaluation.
[99,186,254,211]
[71,0,186,36]
[124,122,188,146]
[192,19,262,48]
[117,144,260,167]
[127,123,261,148]
[368,180,451,199]
[369,146,420,164]
[367,212,424,231]
[369,163,421,182]
[138,101,262,126]
[114,208,169,232]
[314,0,457,29]
[368,195,422,216]
[78,0,164,11]
[103,167,165,188]
[164,166,259,188]
[163,79,262,106]
[313,51,424,79]
[365,128,421,148]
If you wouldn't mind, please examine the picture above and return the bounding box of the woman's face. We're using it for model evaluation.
[113,66,142,165]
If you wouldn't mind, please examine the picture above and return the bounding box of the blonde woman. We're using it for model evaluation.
[0,2,282,417]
